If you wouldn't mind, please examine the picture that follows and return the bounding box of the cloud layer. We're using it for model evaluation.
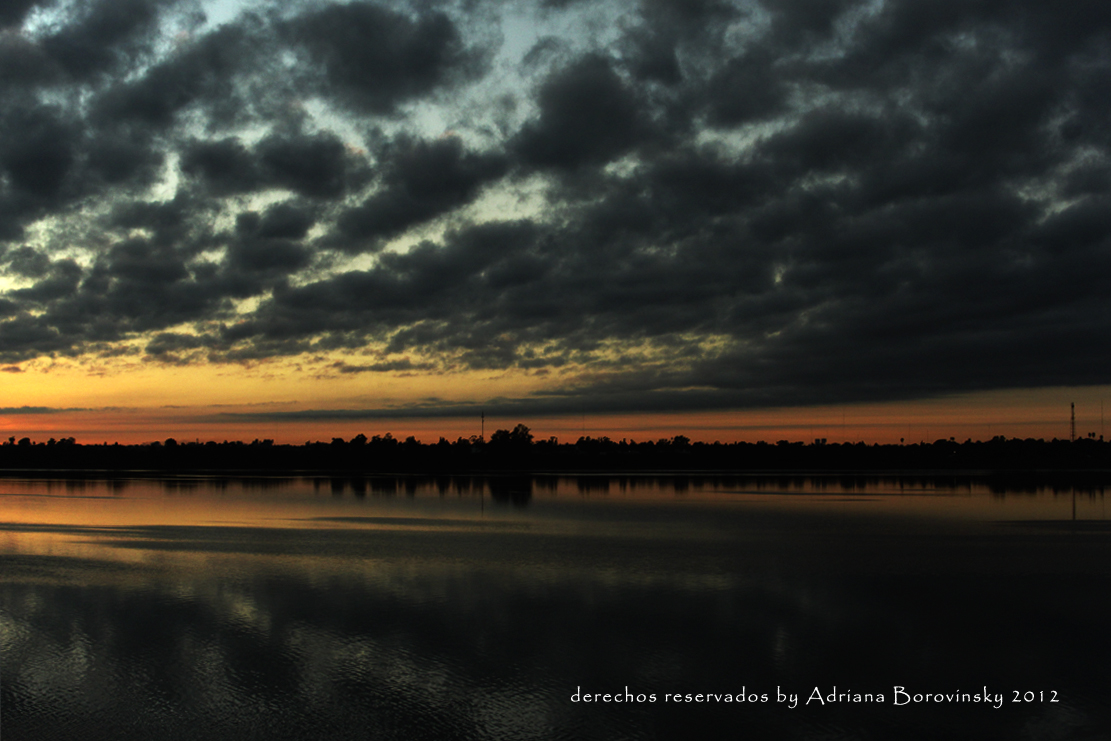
[1,0,1109,415]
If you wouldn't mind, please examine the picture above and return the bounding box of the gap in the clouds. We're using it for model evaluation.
[500,1,626,68]
[299,97,386,153]
[20,3,69,37]
[146,151,181,202]
[198,0,252,30]
[458,173,551,227]
[694,119,782,159]
[22,0,212,64]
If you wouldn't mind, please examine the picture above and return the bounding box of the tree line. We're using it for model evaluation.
[1,425,1110,473]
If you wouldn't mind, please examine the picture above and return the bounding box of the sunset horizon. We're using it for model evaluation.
[2,0,1109,451]
[2,385,1108,446]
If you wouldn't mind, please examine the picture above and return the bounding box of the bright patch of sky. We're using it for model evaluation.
[21,0,78,35]
[198,0,254,28]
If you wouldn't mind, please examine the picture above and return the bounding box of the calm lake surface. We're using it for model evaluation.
[3,474,1110,740]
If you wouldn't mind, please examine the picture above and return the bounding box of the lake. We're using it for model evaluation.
[2,474,1110,740]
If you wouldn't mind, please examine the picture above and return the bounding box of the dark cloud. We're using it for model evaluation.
[1030,197,1111,252]
[254,202,315,241]
[0,104,76,200]
[94,22,255,128]
[1062,163,1111,198]
[106,192,221,257]
[228,207,312,276]
[0,31,59,86]
[0,0,46,29]
[759,107,917,178]
[0,234,236,362]
[331,358,431,373]
[765,0,859,45]
[182,132,359,199]
[11,258,82,303]
[705,51,789,126]
[180,137,259,194]
[626,33,681,85]
[0,204,23,241]
[234,225,312,272]
[0,314,71,359]
[4,246,50,277]
[256,132,350,199]
[103,238,188,289]
[144,331,211,358]
[109,194,192,234]
[625,0,742,92]
[0,0,1109,412]
[288,2,480,114]
[85,129,165,186]
[338,136,507,244]
[513,54,648,169]
[623,0,742,89]
[40,0,164,80]
[224,219,543,353]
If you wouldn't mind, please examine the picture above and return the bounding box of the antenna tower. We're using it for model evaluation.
[1070,402,1076,442]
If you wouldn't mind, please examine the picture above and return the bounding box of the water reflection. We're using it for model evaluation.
[3,472,1109,506]
[2,476,1111,740]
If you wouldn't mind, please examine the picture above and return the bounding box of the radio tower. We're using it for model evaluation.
[1070,402,1076,442]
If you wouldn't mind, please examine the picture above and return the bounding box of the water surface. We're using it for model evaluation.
[3,475,1110,740]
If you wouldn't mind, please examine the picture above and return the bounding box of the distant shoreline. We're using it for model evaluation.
[1,469,1110,482]
[0,429,1109,477]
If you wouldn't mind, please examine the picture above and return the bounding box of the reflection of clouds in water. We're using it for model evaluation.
[772,624,792,676]
[474,687,553,740]
[3,477,1111,739]
[2,474,1107,531]
[1,543,821,738]
[4,560,1110,739]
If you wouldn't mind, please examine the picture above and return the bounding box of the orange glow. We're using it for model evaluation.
[1,385,1107,445]
[2,350,1108,444]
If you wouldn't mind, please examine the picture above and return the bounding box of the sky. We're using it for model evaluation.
[0,0,1109,444]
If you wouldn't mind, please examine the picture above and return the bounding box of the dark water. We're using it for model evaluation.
[2,475,1110,740]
